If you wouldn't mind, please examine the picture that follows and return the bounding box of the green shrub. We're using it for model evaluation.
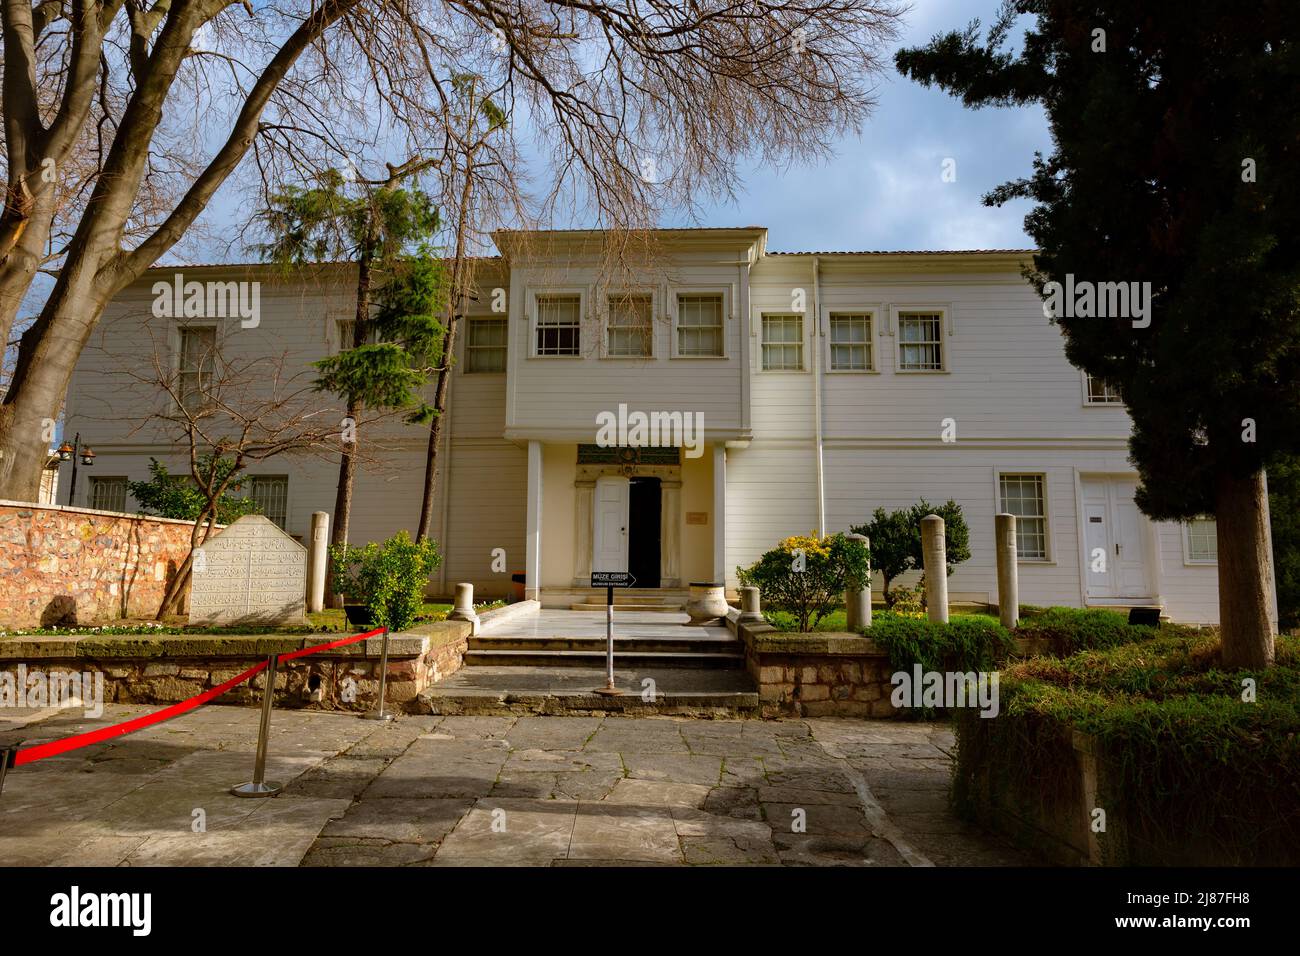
[1014,606,1158,655]
[952,632,1300,864]
[851,498,971,607]
[329,531,441,632]
[737,532,870,632]
[866,611,1015,674]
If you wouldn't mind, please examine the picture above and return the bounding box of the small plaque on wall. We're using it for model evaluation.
[685,512,708,525]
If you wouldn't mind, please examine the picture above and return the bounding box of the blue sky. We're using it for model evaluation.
[671,0,1051,251]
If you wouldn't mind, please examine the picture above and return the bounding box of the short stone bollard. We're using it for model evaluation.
[921,514,949,624]
[844,533,872,630]
[738,585,764,625]
[448,582,481,635]
[995,513,1019,629]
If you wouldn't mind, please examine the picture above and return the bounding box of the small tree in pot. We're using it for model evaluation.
[330,531,441,632]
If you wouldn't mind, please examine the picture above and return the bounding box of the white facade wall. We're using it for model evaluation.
[58,232,1226,621]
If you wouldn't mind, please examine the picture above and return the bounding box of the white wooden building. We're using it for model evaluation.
[60,228,1226,622]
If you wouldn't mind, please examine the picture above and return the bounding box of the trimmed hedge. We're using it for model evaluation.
[1012,606,1161,656]
[953,631,1300,865]
[866,611,1015,675]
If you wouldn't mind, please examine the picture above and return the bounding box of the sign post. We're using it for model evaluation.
[590,571,635,695]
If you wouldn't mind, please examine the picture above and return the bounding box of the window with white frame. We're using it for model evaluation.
[999,473,1048,559]
[676,294,724,356]
[676,293,728,356]
[897,312,944,371]
[89,476,128,512]
[607,294,653,357]
[178,326,216,411]
[830,313,873,371]
[250,476,289,529]
[466,318,508,372]
[761,313,804,370]
[1084,373,1123,405]
[535,294,581,356]
[1185,517,1217,563]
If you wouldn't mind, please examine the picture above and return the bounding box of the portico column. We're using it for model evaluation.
[660,479,682,587]
[574,479,595,587]
[525,440,543,601]
[712,443,727,585]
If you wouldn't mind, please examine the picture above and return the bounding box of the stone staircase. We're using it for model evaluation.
[543,587,689,611]
[464,631,745,669]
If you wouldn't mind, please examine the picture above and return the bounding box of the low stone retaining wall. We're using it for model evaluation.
[0,499,203,629]
[730,614,899,718]
[0,620,472,714]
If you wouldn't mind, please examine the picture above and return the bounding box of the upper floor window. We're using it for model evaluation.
[829,313,873,371]
[250,475,289,530]
[179,325,216,411]
[761,313,804,370]
[89,476,128,513]
[898,312,943,371]
[535,294,581,356]
[466,317,508,372]
[1084,373,1123,405]
[1184,517,1217,564]
[607,294,653,357]
[999,473,1048,560]
[676,294,724,357]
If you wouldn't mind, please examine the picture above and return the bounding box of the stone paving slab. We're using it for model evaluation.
[0,704,1036,867]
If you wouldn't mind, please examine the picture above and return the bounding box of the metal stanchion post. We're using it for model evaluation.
[363,627,394,721]
[0,743,19,796]
[231,654,284,797]
[595,585,621,696]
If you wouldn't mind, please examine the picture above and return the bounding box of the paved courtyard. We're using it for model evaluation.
[0,704,1032,866]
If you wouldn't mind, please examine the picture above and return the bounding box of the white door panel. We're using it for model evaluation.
[593,477,630,573]
[1080,476,1152,601]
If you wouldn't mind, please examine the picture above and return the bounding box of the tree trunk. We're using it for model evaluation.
[1215,469,1276,669]
[325,247,373,606]
[0,269,109,501]
[156,508,220,619]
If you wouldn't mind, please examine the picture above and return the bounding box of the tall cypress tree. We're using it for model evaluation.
[897,1,1299,667]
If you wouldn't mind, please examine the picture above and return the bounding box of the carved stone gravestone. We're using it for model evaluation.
[189,515,307,626]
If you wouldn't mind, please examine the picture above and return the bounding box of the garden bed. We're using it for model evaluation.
[951,629,1300,865]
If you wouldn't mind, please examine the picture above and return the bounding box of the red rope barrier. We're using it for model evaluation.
[11,626,388,767]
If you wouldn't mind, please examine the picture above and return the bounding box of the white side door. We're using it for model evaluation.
[1081,478,1115,598]
[593,476,630,573]
[1111,479,1152,598]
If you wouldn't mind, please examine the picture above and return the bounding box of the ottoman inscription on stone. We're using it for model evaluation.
[189,515,307,625]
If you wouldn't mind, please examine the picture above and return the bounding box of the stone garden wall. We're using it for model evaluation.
[0,500,201,629]
[0,620,473,713]
[731,616,900,718]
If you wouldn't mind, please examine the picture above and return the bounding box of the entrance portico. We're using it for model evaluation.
[521,439,724,607]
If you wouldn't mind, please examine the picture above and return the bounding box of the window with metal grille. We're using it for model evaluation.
[179,326,216,410]
[89,476,128,513]
[1085,373,1123,404]
[676,294,724,356]
[761,314,803,370]
[607,294,653,357]
[999,473,1048,559]
[898,312,944,370]
[830,313,873,370]
[535,294,581,356]
[1185,517,1217,563]
[250,476,289,529]
[466,318,508,372]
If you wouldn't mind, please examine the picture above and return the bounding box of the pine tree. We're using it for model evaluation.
[897,1,1300,667]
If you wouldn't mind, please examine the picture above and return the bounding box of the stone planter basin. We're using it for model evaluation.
[684,582,728,626]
